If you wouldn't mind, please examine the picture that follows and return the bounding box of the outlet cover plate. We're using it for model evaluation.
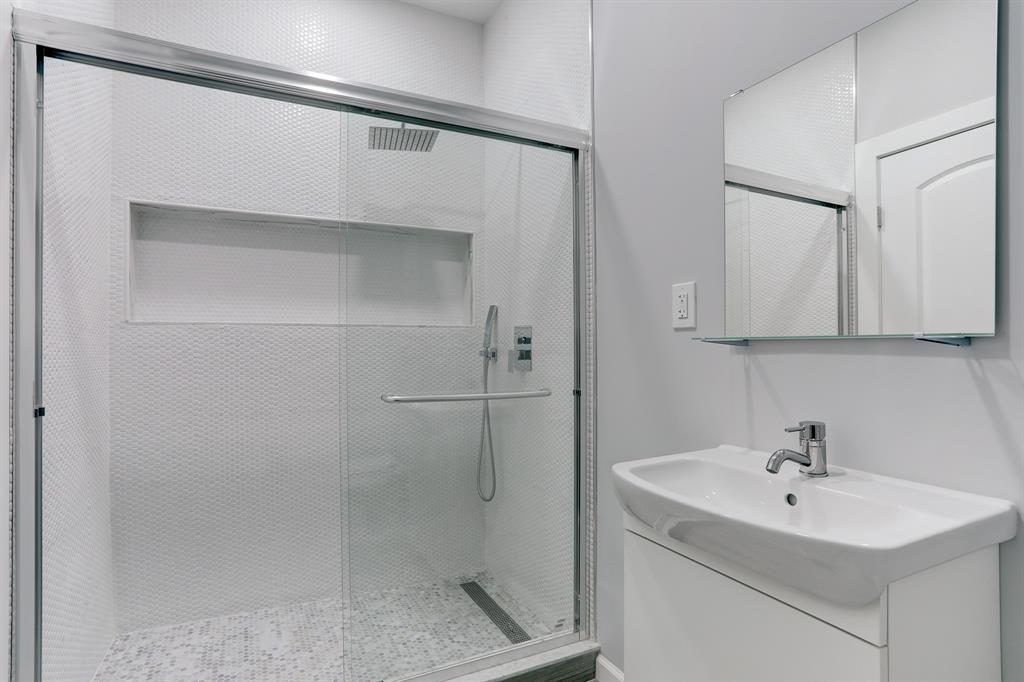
[673,281,696,330]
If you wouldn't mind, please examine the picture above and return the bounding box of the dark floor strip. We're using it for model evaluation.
[459,581,532,644]
[501,649,599,682]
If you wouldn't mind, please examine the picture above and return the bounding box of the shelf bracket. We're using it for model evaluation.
[694,337,749,346]
[913,335,972,347]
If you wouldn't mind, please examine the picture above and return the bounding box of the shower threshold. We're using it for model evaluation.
[91,573,556,682]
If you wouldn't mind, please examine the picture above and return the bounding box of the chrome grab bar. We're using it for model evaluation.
[381,388,552,404]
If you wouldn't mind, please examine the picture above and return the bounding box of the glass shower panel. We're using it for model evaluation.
[40,59,345,680]
[343,112,578,681]
[40,55,577,682]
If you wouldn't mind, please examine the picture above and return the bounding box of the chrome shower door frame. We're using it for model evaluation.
[10,10,596,682]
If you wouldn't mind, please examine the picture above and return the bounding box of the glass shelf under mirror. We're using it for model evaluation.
[694,333,990,347]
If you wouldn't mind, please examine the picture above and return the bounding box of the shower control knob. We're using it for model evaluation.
[508,326,533,372]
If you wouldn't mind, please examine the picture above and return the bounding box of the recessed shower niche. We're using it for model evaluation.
[128,201,474,326]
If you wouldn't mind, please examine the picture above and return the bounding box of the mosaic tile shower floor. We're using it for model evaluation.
[92,573,554,682]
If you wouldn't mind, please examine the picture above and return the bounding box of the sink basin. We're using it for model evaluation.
[612,445,1018,606]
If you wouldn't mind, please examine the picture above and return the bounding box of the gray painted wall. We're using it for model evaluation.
[593,1,1024,679]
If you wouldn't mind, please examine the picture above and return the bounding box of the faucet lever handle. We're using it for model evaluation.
[784,420,826,440]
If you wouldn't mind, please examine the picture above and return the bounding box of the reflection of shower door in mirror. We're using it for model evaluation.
[342,112,579,681]
[723,186,843,338]
[876,124,995,336]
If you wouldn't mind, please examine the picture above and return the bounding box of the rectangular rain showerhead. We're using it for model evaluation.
[368,125,439,152]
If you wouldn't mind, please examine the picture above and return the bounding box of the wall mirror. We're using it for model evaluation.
[719,0,996,342]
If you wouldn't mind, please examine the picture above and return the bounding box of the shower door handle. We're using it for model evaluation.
[380,389,551,404]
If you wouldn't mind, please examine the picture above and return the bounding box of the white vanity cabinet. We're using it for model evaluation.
[623,516,1002,682]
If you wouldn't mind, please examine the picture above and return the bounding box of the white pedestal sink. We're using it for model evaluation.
[613,444,1017,606]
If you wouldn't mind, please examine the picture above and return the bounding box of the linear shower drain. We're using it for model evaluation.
[459,581,531,644]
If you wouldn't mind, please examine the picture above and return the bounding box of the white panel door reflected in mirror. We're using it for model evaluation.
[722,0,996,339]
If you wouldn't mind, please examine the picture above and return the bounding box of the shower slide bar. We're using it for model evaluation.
[381,389,551,403]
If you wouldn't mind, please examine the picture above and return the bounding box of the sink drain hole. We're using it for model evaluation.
[785,493,798,506]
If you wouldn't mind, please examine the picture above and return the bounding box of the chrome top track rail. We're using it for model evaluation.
[12,9,591,151]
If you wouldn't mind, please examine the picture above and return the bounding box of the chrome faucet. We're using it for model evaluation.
[766,421,828,477]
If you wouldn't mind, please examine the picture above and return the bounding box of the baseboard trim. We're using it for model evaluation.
[596,654,624,682]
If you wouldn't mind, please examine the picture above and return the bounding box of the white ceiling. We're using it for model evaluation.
[400,0,502,24]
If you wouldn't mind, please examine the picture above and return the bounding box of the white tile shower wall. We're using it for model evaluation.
[480,141,577,630]
[724,186,750,336]
[106,1,489,630]
[346,115,484,232]
[745,193,839,337]
[345,326,486,595]
[343,113,485,329]
[345,227,473,327]
[129,209,345,325]
[107,74,346,630]
[129,207,475,327]
[7,6,116,680]
[109,323,345,631]
[14,0,114,27]
[0,2,13,678]
[479,0,589,633]
[40,54,117,682]
[483,0,592,130]
[343,120,488,595]
[111,75,342,221]
[342,111,489,598]
[724,36,855,192]
[112,0,484,106]
[723,37,854,337]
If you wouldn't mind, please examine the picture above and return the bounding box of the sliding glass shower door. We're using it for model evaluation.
[41,58,348,682]
[35,51,582,682]
[342,112,579,680]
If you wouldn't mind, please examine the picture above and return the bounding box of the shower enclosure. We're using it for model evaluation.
[12,11,593,682]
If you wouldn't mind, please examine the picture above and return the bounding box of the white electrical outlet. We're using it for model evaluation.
[672,281,696,330]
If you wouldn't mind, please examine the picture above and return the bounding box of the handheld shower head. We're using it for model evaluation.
[478,304,499,501]
[483,305,498,350]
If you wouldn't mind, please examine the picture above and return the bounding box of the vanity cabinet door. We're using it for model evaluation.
[624,531,886,682]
